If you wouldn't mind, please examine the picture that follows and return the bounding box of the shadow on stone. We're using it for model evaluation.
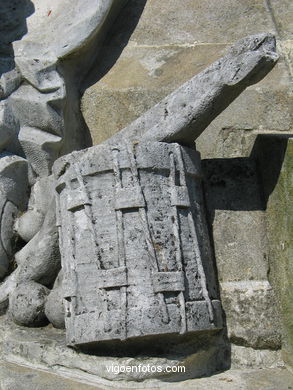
[201,134,290,371]
[251,134,290,208]
[0,0,34,74]
[81,0,148,92]
[202,134,289,220]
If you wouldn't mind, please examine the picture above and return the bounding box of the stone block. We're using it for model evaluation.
[215,87,292,133]
[202,157,269,282]
[212,211,269,282]
[221,281,282,350]
[279,40,293,76]
[124,0,275,45]
[83,34,283,149]
[82,88,166,145]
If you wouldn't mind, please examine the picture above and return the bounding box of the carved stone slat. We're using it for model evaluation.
[175,145,214,323]
[169,150,187,334]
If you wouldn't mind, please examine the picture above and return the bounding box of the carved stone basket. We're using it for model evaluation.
[54,141,222,348]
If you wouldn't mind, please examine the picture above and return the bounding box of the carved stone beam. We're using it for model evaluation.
[106,33,278,148]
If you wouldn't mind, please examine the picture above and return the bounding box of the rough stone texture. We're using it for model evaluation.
[269,0,293,40]
[9,281,49,327]
[44,288,65,329]
[221,281,281,350]
[0,200,17,281]
[0,101,19,154]
[230,345,284,370]
[55,141,221,347]
[211,211,269,282]
[0,154,29,211]
[201,151,284,360]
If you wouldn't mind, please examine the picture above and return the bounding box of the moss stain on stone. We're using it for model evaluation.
[266,138,293,368]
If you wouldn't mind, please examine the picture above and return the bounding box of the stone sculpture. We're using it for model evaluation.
[54,141,222,346]
[53,33,278,346]
[0,0,127,316]
[0,0,279,348]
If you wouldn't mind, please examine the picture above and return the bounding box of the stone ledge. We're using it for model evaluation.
[0,316,227,383]
[0,361,292,390]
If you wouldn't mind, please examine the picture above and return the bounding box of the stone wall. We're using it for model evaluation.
[80,0,292,368]
[257,136,293,368]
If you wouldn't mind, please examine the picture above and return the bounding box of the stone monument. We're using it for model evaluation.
[55,141,222,346]
[53,32,278,347]
[1,0,291,386]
